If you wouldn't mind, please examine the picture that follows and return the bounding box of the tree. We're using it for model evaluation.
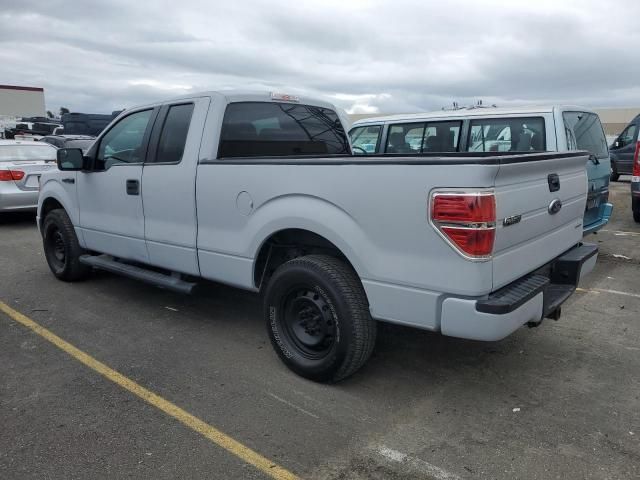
[46,110,54,118]
[59,107,70,116]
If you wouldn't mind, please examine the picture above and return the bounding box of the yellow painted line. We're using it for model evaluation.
[0,301,299,480]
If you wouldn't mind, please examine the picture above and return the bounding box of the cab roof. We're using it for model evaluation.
[352,105,598,126]
[130,90,339,112]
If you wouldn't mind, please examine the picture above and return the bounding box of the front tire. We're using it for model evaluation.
[264,255,376,382]
[42,209,90,281]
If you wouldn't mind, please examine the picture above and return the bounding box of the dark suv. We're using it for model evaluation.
[609,114,640,181]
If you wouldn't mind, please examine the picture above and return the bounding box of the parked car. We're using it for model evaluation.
[350,106,613,235]
[61,112,121,136]
[609,114,640,181]
[38,91,596,382]
[40,134,95,152]
[5,121,62,140]
[0,140,57,212]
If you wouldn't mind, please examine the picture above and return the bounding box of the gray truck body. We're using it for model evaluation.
[38,91,596,346]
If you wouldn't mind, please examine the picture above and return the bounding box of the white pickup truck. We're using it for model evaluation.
[38,91,597,382]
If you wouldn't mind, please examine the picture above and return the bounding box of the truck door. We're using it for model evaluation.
[141,97,210,275]
[77,108,157,262]
[612,122,638,174]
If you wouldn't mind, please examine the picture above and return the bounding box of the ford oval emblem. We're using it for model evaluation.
[548,198,562,215]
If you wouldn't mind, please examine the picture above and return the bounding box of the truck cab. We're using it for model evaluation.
[350,106,613,235]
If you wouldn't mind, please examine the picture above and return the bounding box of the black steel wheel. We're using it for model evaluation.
[264,255,376,382]
[42,208,90,281]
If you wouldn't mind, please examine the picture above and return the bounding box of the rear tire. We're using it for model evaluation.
[264,255,376,382]
[610,168,620,182]
[42,209,90,281]
[634,209,640,223]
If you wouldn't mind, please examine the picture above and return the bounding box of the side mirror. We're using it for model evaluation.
[614,140,621,149]
[57,148,86,171]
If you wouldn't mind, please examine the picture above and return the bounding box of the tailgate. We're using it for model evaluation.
[492,152,588,289]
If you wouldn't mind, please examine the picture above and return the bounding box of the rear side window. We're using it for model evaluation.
[218,102,350,158]
[563,112,608,159]
[349,125,381,154]
[468,117,545,152]
[385,121,461,153]
[153,103,194,163]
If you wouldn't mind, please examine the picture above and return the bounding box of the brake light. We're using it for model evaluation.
[431,191,496,259]
[0,170,25,181]
[633,141,640,182]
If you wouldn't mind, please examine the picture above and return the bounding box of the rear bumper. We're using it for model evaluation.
[583,202,613,235]
[440,243,597,341]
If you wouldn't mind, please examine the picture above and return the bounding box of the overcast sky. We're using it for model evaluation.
[1,0,639,116]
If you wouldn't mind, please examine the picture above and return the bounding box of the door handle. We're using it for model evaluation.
[126,179,140,195]
[61,178,75,184]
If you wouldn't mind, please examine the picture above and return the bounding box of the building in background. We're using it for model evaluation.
[0,84,46,117]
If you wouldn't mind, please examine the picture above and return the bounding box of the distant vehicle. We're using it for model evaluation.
[40,134,95,152]
[61,111,121,136]
[617,116,640,220]
[350,105,613,235]
[5,121,62,140]
[0,140,57,213]
[38,91,596,382]
[609,114,640,181]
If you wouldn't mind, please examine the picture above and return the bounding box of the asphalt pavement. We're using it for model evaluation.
[1,178,638,479]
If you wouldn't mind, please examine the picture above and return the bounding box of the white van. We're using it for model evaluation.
[350,106,613,234]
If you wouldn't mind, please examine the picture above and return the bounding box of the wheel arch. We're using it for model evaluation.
[38,181,79,235]
[253,228,361,290]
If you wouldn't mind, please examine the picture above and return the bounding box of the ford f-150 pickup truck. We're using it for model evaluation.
[37,91,597,382]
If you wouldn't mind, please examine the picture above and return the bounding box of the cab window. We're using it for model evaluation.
[153,103,194,163]
[616,124,638,148]
[468,117,545,152]
[218,102,350,157]
[349,125,381,154]
[563,112,608,159]
[386,121,461,153]
[96,109,153,169]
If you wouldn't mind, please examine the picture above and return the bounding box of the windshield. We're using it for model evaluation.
[0,144,57,162]
[563,111,608,159]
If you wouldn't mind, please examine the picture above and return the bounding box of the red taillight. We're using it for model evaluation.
[431,191,496,259]
[0,170,25,181]
[633,141,640,178]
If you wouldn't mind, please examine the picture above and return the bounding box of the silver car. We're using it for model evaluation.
[0,140,57,212]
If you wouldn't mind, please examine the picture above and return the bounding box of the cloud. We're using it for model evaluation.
[1,0,639,115]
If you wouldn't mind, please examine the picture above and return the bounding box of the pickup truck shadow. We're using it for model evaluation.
[0,212,37,226]
[88,270,558,400]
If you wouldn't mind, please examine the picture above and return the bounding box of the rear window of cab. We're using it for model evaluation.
[218,102,350,157]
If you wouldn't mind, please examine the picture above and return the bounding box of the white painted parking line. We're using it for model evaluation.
[600,229,640,237]
[266,392,320,420]
[576,287,640,299]
[377,446,462,480]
